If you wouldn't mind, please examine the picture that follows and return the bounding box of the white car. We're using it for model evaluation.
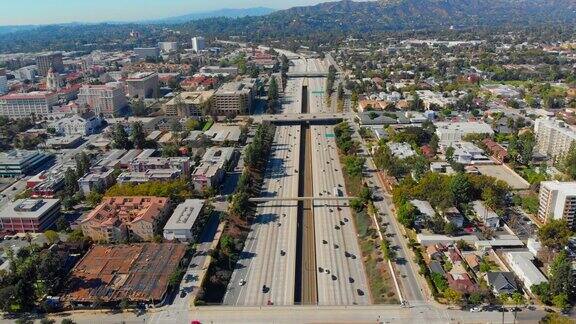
[239,279,246,286]
[470,307,481,312]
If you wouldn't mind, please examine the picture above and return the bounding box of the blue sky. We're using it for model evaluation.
[0,0,335,26]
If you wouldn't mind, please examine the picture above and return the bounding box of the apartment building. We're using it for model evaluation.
[534,118,576,161]
[163,199,206,242]
[0,91,59,119]
[158,42,178,53]
[538,181,576,229]
[191,36,205,52]
[191,147,236,190]
[126,72,159,99]
[212,79,256,116]
[77,82,127,117]
[164,91,214,117]
[434,121,494,143]
[80,196,171,242]
[0,68,7,95]
[134,47,160,61]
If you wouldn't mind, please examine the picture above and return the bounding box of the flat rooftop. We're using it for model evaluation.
[64,243,186,303]
[164,199,205,230]
[0,198,60,219]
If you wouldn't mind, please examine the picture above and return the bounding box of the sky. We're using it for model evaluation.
[0,0,334,26]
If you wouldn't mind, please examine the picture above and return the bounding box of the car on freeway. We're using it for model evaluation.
[239,279,246,286]
[470,307,481,312]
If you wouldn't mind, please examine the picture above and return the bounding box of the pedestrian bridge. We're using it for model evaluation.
[249,196,357,203]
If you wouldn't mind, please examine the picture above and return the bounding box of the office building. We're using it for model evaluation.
[434,121,494,143]
[126,72,159,99]
[191,36,205,52]
[538,181,576,229]
[134,47,160,61]
[80,196,171,242]
[0,150,52,178]
[163,199,206,242]
[212,79,256,116]
[0,91,59,119]
[36,52,64,76]
[78,168,116,195]
[0,68,7,95]
[77,82,127,116]
[191,147,236,190]
[534,118,576,162]
[164,90,214,117]
[158,42,178,53]
[0,198,61,233]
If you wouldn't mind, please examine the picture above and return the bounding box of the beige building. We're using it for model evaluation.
[126,72,159,99]
[77,82,127,117]
[164,90,214,117]
[534,118,576,162]
[0,91,59,119]
[80,196,171,242]
[36,52,64,76]
[538,181,576,229]
[212,79,256,116]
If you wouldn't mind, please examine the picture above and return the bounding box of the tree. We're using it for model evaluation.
[185,118,200,131]
[130,121,146,149]
[445,146,455,163]
[531,282,552,304]
[450,173,472,204]
[444,288,462,305]
[74,152,90,178]
[397,202,417,228]
[268,77,279,102]
[86,191,103,207]
[560,142,576,180]
[40,319,56,324]
[63,168,79,197]
[131,99,147,116]
[61,318,77,324]
[44,230,60,245]
[112,124,131,149]
[431,272,448,292]
[549,251,575,300]
[55,216,69,232]
[537,220,573,250]
[552,293,569,310]
[468,292,484,305]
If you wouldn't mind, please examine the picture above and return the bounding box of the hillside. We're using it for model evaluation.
[146,7,276,24]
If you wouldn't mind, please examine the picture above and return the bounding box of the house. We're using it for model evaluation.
[446,272,478,294]
[429,260,445,275]
[410,199,435,227]
[486,272,518,295]
[463,253,481,272]
[504,251,548,293]
[442,207,464,228]
[426,244,445,260]
[472,200,500,228]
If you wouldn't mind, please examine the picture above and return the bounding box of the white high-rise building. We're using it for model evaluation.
[192,36,206,52]
[158,42,178,53]
[534,117,576,162]
[538,181,576,229]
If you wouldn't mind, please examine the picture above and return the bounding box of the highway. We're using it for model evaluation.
[307,58,370,305]
[223,59,307,306]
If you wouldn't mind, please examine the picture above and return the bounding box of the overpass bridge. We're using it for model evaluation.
[286,72,329,78]
[246,112,354,124]
[249,196,357,203]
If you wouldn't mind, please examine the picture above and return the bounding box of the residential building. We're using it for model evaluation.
[163,199,206,242]
[410,199,435,228]
[0,91,59,119]
[538,181,576,229]
[45,135,83,149]
[442,207,464,228]
[199,66,238,77]
[441,141,491,165]
[116,169,181,184]
[126,72,159,99]
[129,156,191,173]
[472,200,500,228]
[0,150,52,178]
[482,138,508,163]
[212,79,256,115]
[434,121,494,143]
[387,142,415,159]
[0,198,61,233]
[134,47,160,61]
[204,123,242,144]
[164,91,214,117]
[191,36,206,52]
[78,168,116,195]
[486,272,518,295]
[158,42,178,53]
[65,243,186,304]
[48,113,102,136]
[80,196,171,242]
[191,147,235,190]
[504,251,548,293]
[534,118,576,161]
[36,52,64,76]
[77,82,127,116]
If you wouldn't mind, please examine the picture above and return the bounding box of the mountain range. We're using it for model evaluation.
[145,7,276,24]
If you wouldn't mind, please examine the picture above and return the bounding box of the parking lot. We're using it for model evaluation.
[476,164,530,190]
